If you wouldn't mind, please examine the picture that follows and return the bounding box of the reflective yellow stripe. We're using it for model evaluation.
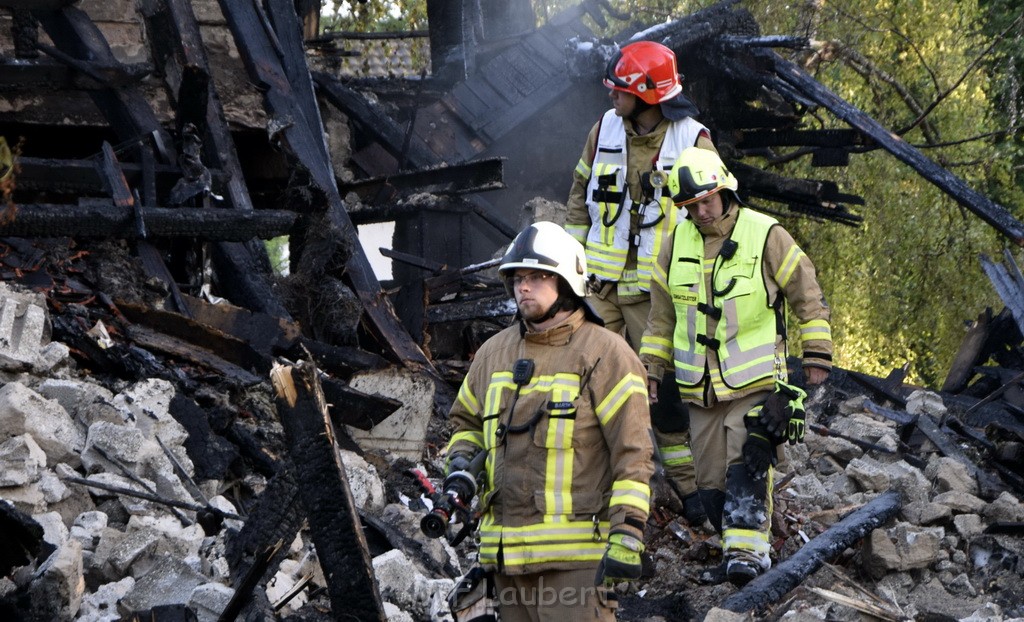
[640,336,672,362]
[448,431,483,451]
[659,443,692,466]
[543,373,577,519]
[610,480,650,513]
[799,319,831,342]
[477,517,610,566]
[723,528,770,555]
[595,373,646,426]
[456,380,480,415]
[575,158,591,178]
[773,244,805,288]
[565,224,588,244]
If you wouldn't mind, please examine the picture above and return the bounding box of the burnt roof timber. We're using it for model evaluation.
[341,157,505,205]
[755,48,1024,246]
[217,0,437,373]
[137,0,293,320]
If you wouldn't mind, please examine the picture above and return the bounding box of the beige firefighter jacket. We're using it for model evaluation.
[640,206,832,407]
[447,309,654,575]
[566,114,716,303]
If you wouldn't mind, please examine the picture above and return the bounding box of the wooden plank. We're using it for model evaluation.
[942,309,991,393]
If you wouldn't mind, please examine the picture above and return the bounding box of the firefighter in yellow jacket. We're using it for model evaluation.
[640,148,832,585]
[565,40,716,527]
[446,221,654,621]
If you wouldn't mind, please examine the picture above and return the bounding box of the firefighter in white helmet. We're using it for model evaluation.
[445,221,654,621]
[640,147,832,585]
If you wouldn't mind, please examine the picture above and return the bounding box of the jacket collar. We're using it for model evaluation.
[521,308,586,346]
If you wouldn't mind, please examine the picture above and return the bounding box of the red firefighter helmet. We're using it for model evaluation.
[603,41,683,105]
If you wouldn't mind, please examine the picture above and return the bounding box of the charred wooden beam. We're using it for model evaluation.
[721,490,901,613]
[1,0,76,8]
[980,251,1024,337]
[34,7,176,164]
[14,156,202,194]
[97,141,191,316]
[759,49,1024,246]
[35,42,152,88]
[347,196,474,226]
[321,376,402,431]
[2,203,296,240]
[340,157,505,207]
[426,293,516,324]
[286,336,388,379]
[126,324,264,385]
[219,0,436,372]
[729,160,864,226]
[271,360,387,622]
[739,129,865,149]
[139,0,292,320]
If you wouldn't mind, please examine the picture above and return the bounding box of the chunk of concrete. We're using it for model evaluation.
[347,367,436,460]
[29,539,84,622]
[339,449,386,512]
[81,421,146,474]
[112,379,187,446]
[925,456,978,495]
[33,510,69,548]
[983,491,1024,523]
[0,383,83,466]
[189,582,234,622]
[78,576,134,622]
[0,434,47,487]
[70,510,108,552]
[845,456,890,493]
[901,501,951,525]
[862,522,944,579]
[0,284,51,370]
[36,379,118,426]
[118,553,207,614]
[933,490,986,514]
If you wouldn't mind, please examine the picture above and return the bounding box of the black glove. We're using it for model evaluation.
[761,382,807,445]
[680,491,707,526]
[446,452,472,476]
[742,427,776,480]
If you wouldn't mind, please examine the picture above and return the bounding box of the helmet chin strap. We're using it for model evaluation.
[628,97,654,120]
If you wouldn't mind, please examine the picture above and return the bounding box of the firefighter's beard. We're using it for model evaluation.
[517,298,552,323]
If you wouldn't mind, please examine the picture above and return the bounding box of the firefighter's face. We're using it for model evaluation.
[512,269,559,321]
[684,192,725,227]
[609,89,637,117]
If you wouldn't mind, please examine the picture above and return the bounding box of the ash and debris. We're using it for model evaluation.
[0,239,1022,622]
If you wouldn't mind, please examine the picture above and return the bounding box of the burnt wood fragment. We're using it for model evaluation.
[287,336,388,379]
[943,309,993,393]
[980,251,1024,336]
[722,490,902,613]
[271,360,387,621]
[915,413,1007,498]
[125,324,264,385]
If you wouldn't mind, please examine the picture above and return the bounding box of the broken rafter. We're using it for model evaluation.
[758,49,1024,246]
[139,0,293,320]
[3,203,296,241]
[218,0,436,372]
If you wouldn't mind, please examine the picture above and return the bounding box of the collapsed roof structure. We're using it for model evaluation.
[1,1,1023,620]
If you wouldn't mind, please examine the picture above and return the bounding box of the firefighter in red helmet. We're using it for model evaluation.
[565,40,716,530]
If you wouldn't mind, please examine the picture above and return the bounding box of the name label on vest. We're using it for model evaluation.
[673,292,699,305]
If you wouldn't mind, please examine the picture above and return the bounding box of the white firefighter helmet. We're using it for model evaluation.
[498,221,588,297]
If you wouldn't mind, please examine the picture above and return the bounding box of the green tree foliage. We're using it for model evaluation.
[320,1,427,33]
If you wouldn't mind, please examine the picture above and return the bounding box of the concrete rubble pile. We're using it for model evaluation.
[0,280,457,622]
[0,278,1023,621]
